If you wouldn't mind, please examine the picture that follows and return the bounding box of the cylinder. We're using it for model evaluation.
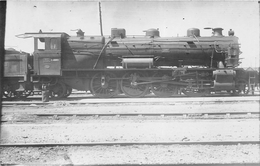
[213,69,236,90]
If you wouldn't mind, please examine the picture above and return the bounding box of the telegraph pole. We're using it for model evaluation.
[99,2,103,36]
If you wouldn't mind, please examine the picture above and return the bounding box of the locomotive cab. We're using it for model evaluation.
[31,33,66,76]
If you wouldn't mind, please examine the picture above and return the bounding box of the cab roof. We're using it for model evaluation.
[16,32,69,39]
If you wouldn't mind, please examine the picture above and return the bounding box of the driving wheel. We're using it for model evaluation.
[151,73,178,97]
[90,72,119,98]
[120,72,149,97]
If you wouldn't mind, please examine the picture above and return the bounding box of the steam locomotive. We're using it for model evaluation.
[3,27,258,99]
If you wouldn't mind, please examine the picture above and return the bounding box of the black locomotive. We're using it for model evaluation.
[3,27,258,99]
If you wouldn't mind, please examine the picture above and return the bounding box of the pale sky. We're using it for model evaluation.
[5,0,259,67]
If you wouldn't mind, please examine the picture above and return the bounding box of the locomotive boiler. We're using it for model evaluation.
[3,27,255,99]
[60,28,240,70]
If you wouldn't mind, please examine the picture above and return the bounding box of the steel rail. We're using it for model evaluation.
[2,111,258,123]
[2,98,259,106]
[1,164,257,166]
[33,111,259,117]
[94,164,260,166]
[0,140,259,147]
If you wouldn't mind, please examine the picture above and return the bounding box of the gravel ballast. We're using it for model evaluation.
[1,120,259,144]
[0,144,259,164]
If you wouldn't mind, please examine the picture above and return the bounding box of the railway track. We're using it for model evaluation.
[2,89,259,101]
[23,111,260,118]
[0,140,259,147]
[2,95,259,164]
[2,96,259,106]
[2,96,259,122]
[55,164,259,166]
[0,164,256,166]
[34,111,259,116]
[1,111,259,123]
[0,161,258,166]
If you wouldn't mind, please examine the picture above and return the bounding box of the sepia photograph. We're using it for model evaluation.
[0,0,259,165]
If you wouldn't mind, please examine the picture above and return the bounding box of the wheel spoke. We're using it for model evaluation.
[90,72,119,98]
[120,72,149,97]
[49,82,66,99]
[63,86,72,98]
[151,73,178,97]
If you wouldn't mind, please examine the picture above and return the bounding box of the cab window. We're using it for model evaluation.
[50,38,58,49]
[37,38,45,50]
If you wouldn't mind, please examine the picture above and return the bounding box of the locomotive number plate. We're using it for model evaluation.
[43,58,51,63]
[51,59,59,61]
